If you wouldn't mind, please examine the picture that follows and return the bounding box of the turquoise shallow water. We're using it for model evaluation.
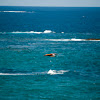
[0,7,100,100]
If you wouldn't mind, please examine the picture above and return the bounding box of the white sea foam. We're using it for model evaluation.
[44,30,55,33]
[9,30,55,34]
[44,38,100,41]
[0,72,45,76]
[45,39,85,41]
[11,31,42,34]
[47,69,69,75]
[0,69,68,75]
[0,73,32,75]
[0,11,34,13]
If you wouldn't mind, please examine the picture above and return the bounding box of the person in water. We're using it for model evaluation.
[44,53,57,57]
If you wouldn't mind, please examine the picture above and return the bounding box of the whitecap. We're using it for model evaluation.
[43,30,55,33]
[44,39,84,41]
[47,69,69,75]
[0,11,34,13]
[2,30,55,34]
[10,31,42,34]
[44,38,100,41]
[0,11,26,13]
[0,73,32,75]
[0,70,68,76]
[0,72,45,76]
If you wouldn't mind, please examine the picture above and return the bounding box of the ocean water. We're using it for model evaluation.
[0,6,100,100]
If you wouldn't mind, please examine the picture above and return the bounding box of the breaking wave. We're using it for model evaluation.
[0,11,34,13]
[44,38,100,41]
[0,73,32,75]
[0,30,55,34]
[0,70,69,76]
[0,72,46,76]
[47,69,69,75]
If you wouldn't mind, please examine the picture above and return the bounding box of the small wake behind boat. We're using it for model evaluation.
[44,53,57,57]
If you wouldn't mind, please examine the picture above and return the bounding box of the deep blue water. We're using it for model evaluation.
[0,6,100,100]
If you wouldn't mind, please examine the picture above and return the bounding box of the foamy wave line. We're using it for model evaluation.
[47,69,69,75]
[0,30,55,34]
[11,31,42,34]
[0,72,46,76]
[0,11,34,13]
[44,39,100,41]
[0,73,32,75]
[0,70,69,76]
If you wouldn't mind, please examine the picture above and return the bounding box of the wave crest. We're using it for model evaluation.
[44,38,100,41]
[0,69,68,75]
[0,11,34,13]
[1,30,55,34]
[47,69,69,75]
